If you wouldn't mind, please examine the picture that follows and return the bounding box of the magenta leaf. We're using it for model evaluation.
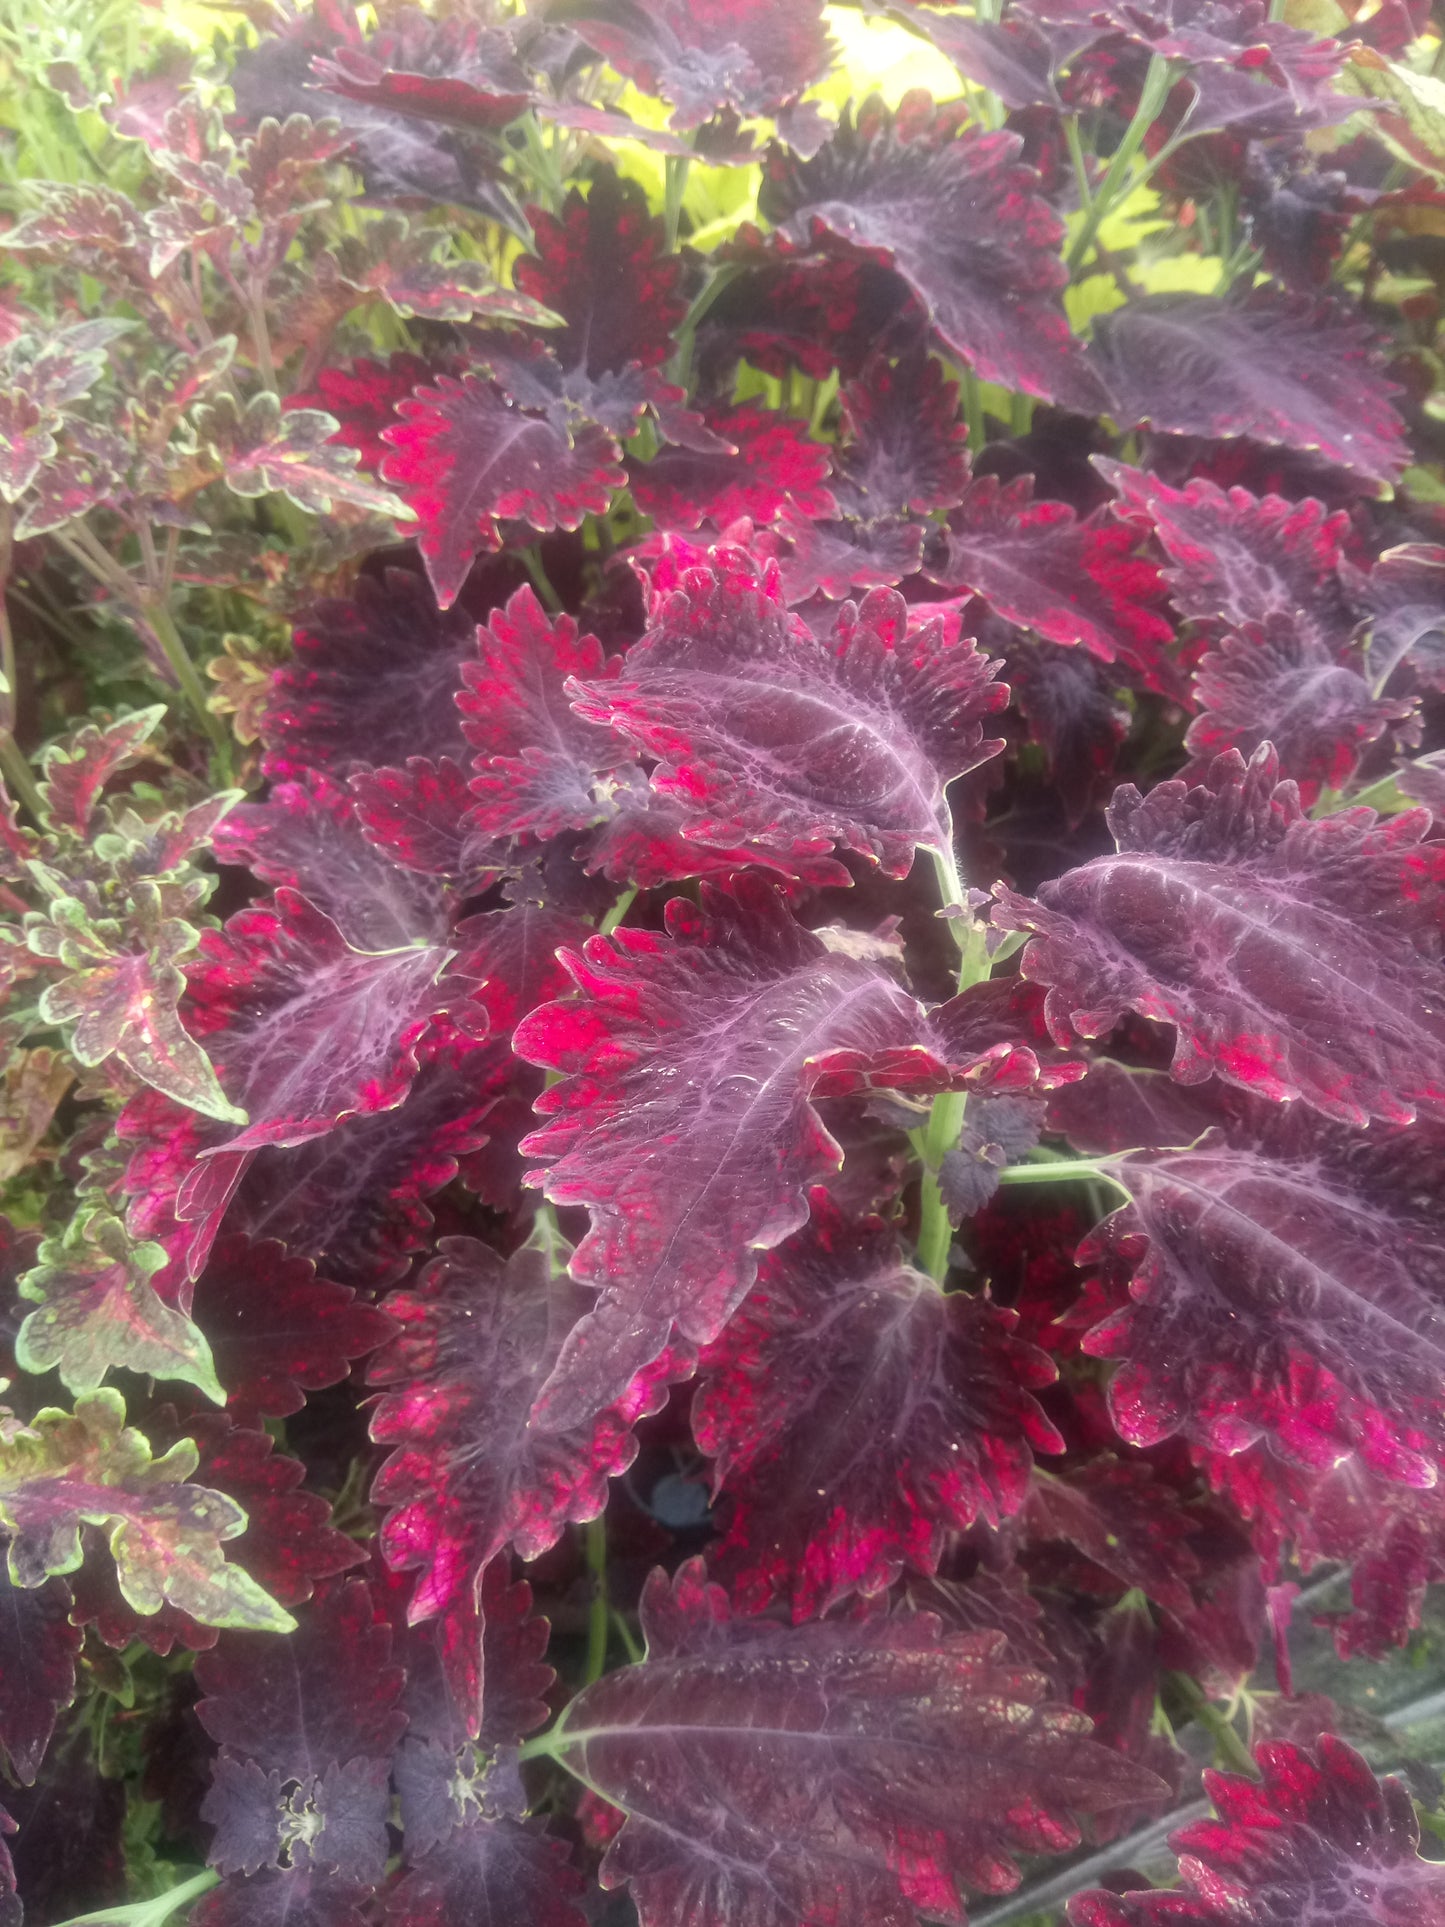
[197,1578,406,1880]
[350,757,490,882]
[693,1193,1063,1618]
[288,353,451,478]
[994,745,1445,1124]
[553,1558,1166,1927]
[514,876,1025,1425]
[628,401,833,531]
[565,0,834,127]
[457,585,631,842]
[0,1565,79,1785]
[760,96,1105,411]
[1089,291,1409,485]
[192,1235,395,1422]
[368,1235,677,1650]
[1350,542,1445,691]
[569,546,1008,876]
[1068,1736,1445,1927]
[450,899,590,1035]
[310,12,532,132]
[262,566,476,781]
[926,475,1175,678]
[380,372,624,609]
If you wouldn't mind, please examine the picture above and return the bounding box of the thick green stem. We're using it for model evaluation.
[1169,1672,1258,1778]
[599,886,637,936]
[0,733,42,821]
[1065,55,1176,277]
[916,1089,967,1282]
[583,1514,609,1687]
[997,1157,1130,1200]
[50,1867,220,1927]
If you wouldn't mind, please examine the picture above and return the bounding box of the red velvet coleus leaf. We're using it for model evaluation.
[1004,637,1133,827]
[192,1235,395,1423]
[628,401,834,532]
[287,354,449,478]
[1184,614,1416,803]
[550,1558,1166,1927]
[380,373,624,609]
[994,745,1445,1125]
[926,475,1177,684]
[1079,1100,1445,1482]
[1022,1459,1203,1620]
[513,166,685,377]
[832,349,971,519]
[457,584,631,842]
[514,875,1031,1426]
[310,11,532,132]
[759,95,1105,412]
[693,1193,1063,1619]
[1097,460,1359,648]
[569,546,1008,876]
[450,899,590,1036]
[704,236,915,380]
[565,0,834,128]
[350,757,490,883]
[262,567,475,781]
[1067,1736,1445,1927]
[368,1236,678,1660]
[1089,290,1409,486]
[211,770,449,952]
[0,1564,79,1785]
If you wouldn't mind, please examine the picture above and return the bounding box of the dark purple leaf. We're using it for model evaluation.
[628,401,834,531]
[553,1558,1167,1927]
[565,0,834,127]
[385,1820,586,1927]
[760,95,1106,411]
[1089,291,1409,486]
[0,1563,79,1784]
[693,1193,1062,1618]
[994,745,1445,1125]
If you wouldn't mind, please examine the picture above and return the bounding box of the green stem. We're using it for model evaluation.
[663,152,692,251]
[611,1609,643,1664]
[670,262,746,386]
[246,277,277,392]
[1064,113,1094,210]
[1169,1673,1258,1778]
[521,545,564,614]
[599,886,637,936]
[49,1867,220,1927]
[916,1088,967,1283]
[147,597,231,764]
[997,1157,1130,1199]
[0,733,42,821]
[582,1515,609,1687]
[961,366,987,452]
[1065,55,1176,277]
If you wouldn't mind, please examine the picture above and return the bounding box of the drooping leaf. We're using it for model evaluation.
[0,1388,295,1631]
[1068,1736,1445,1927]
[369,1236,678,1651]
[693,1193,1063,1618]
[1088,292,1409,486]
[261,566,476,781]
[15,1207,223,1401]
[552,1557,1167,1927]
[0,1561,79,1785]
[568,546,1008,876]
[993,745,1445,1125]
[191,1234,396,1422]
[380,372,624,609]
[760,95,1105,411]
[515,875,1025,1425]
[457,584,630,842]
[197,1578,407,1880]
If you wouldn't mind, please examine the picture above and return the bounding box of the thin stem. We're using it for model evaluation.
[1066,55,1176,278]
[521,545,564,614]
[611,1609,643,1665]
[663,152,692,251]
[670,262,745,386]
[1064,113,1093,210]
[582,1514,609,1687]
[961,366,986,452]
[246,276,277,392]
[599,886,637,936]
[147,597,231,762]
[0,733,43,821]
[997,1157,1130,1199]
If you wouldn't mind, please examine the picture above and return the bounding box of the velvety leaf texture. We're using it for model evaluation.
[628,402,834,532]
[565,0,834,127]
[0,1563,79,1784]
[569,545,1007,875]
[1068,1736,1445,1927]
[1089,291,1409,484]
[556,1559,1166,1927]
[760,95,1104,412]
[994,745,1445,1124]
[514,876,1004,1425]
[694,1193,1063,1618]
[368,1237,676,1645]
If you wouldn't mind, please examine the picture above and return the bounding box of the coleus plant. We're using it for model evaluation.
[3,0,1445,1922]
